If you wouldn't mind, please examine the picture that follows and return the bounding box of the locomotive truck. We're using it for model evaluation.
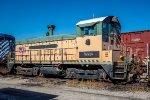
[0,16,146,83]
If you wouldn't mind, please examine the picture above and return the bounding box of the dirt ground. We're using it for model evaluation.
[0,75,150,100]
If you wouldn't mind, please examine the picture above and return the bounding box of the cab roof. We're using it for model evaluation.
[76,16,107,26]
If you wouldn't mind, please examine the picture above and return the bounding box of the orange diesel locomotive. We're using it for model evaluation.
[7,16,143,83]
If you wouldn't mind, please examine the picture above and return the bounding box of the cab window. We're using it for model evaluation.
[83,27,94,36]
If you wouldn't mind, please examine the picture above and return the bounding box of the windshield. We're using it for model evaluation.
[111,17,121,34]
[111,22,121,34]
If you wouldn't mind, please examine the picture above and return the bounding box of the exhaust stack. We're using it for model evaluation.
[46,25,55,36]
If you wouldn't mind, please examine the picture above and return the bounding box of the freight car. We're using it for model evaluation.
[3,16,141,83]
[121,30,150,80]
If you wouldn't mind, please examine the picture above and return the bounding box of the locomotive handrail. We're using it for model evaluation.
[15,47,78,64]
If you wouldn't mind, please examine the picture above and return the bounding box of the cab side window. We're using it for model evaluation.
[83,27,94,36]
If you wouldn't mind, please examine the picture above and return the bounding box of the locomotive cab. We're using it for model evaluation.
[76,16,122,63]
[76,16,121,50]
[76,16,127,81]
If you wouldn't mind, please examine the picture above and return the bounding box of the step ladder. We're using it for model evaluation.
[113,61,128,81]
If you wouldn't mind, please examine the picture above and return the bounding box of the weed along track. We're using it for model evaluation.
[1,75,150,92]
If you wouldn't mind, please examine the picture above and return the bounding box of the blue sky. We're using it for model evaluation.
[0,0,150,40]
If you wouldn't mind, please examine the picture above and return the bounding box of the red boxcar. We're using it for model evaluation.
[121,30,150,60]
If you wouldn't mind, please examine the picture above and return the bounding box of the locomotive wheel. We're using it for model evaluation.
[0,65,9,75]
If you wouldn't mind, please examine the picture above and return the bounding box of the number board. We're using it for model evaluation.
[79,51,99,58]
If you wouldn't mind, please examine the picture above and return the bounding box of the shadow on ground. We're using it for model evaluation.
[0,88,57,100]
